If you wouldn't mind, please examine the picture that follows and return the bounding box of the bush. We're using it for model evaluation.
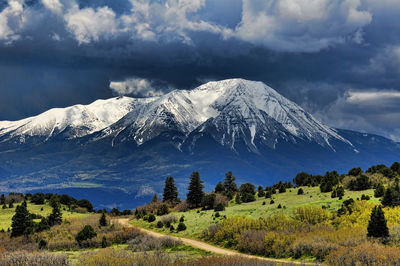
[270,200,274,204]
[214,203,225,212]
[241,193,255,203]
[326,242,400,266]
[292,206,331,225]
[156,221,164,228]
[160,214,177,224]
[177,222,186,231]
[148,214,156,223]
[170,225,175,232]
[0,251,68,266]
[215,212,220,218]
[76,225,97,244]
[297,188,304,195]
[156,204,169,216]
[375,183,385,198]
[238,230,267,255]
[38,239,47,249]
[179,216,184,222]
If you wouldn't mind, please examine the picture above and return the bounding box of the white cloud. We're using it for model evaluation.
[232,0,372,52]
[109,77,165,97]
[347,91,400,103]
[0,0,27,43]
[42,0,63,15]
[310,88,400,142]
[64,5,118,44]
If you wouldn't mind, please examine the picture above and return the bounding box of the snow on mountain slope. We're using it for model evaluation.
[191,79,351,149]
[0,96,146,142]
[0,78,352,151]
[95,78,351,150]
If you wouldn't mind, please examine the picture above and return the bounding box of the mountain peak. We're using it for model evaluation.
[0,78,351,151]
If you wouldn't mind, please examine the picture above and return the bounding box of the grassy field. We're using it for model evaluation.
[58,243,211,265]
[0,202,90,231]
[130,186,379,238]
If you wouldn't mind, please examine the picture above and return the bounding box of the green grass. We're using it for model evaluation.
[0,202,90,231]
[131,186,379,239]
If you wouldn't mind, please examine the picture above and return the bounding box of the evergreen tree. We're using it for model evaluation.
[0,194,5,205]
[297,188,304,195]
[101,236,108,248]
[163,176,179,204]
[76,225,97,244]
[151,194,159,203]
[235,193,242,204]
[391,162,400,174]
[257,186,265,197]
[367,206,389,238]
[223,171,238,200]
[11,201,33,237]
[99,212,107,227]
[187,171,204,208]
[214,182,225,194]
[48,198,62,226]
[374,183,385,198]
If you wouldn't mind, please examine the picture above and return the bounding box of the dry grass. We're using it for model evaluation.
[0,251,68,266]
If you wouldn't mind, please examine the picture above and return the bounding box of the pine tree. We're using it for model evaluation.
[223,171,238,200]
[48,198,62,226]
[367,205,389,238]
[214,182,225,194]
[375,183,385,198]
[257,186,265,197]
[163,176,178,204]
[187,171,204,208]
[99,212,107,227]
[151,194,159,203]
[11,201,32,237]
[0,194,5,205]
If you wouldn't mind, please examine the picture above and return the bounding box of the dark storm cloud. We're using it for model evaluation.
[0,0,399,140]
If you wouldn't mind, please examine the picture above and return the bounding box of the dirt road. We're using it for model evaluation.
[115,218,317,265]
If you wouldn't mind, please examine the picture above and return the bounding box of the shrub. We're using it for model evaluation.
[297,188,304,195]
[292,206,331,225]
[38,239,47,249]
[156,221,164,228]
[264,231,296,257]
[375,183,385,198]
[326,242,400,266]
[101,236,108,248]
[148,214,156,223]
[76,225,97,244]
[241,193,255,203]
[214,203,225,212]
[156,204,169,216]
[0,251,68,266]
[201,193,216,210]
[215,212,220,218]
[277,204,282,209]
[270,200,274,204]
[235,194,241,204]
[170,225,175,232]
[173,201,189,212]
[179,216,184,222]
[160,214,177,224]
[238,230,267,255]
[177,222,187,231]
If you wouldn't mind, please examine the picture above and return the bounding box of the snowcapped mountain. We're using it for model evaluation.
[0,78,399,209]
[0,97,149,144]
[92,79,352,152]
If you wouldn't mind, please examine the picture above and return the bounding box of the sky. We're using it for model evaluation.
[0,0,400,141]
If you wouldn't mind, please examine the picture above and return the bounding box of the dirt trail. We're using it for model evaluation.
[115,218,318,265]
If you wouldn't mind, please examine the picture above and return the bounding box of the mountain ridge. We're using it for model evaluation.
[0,79,398,209]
